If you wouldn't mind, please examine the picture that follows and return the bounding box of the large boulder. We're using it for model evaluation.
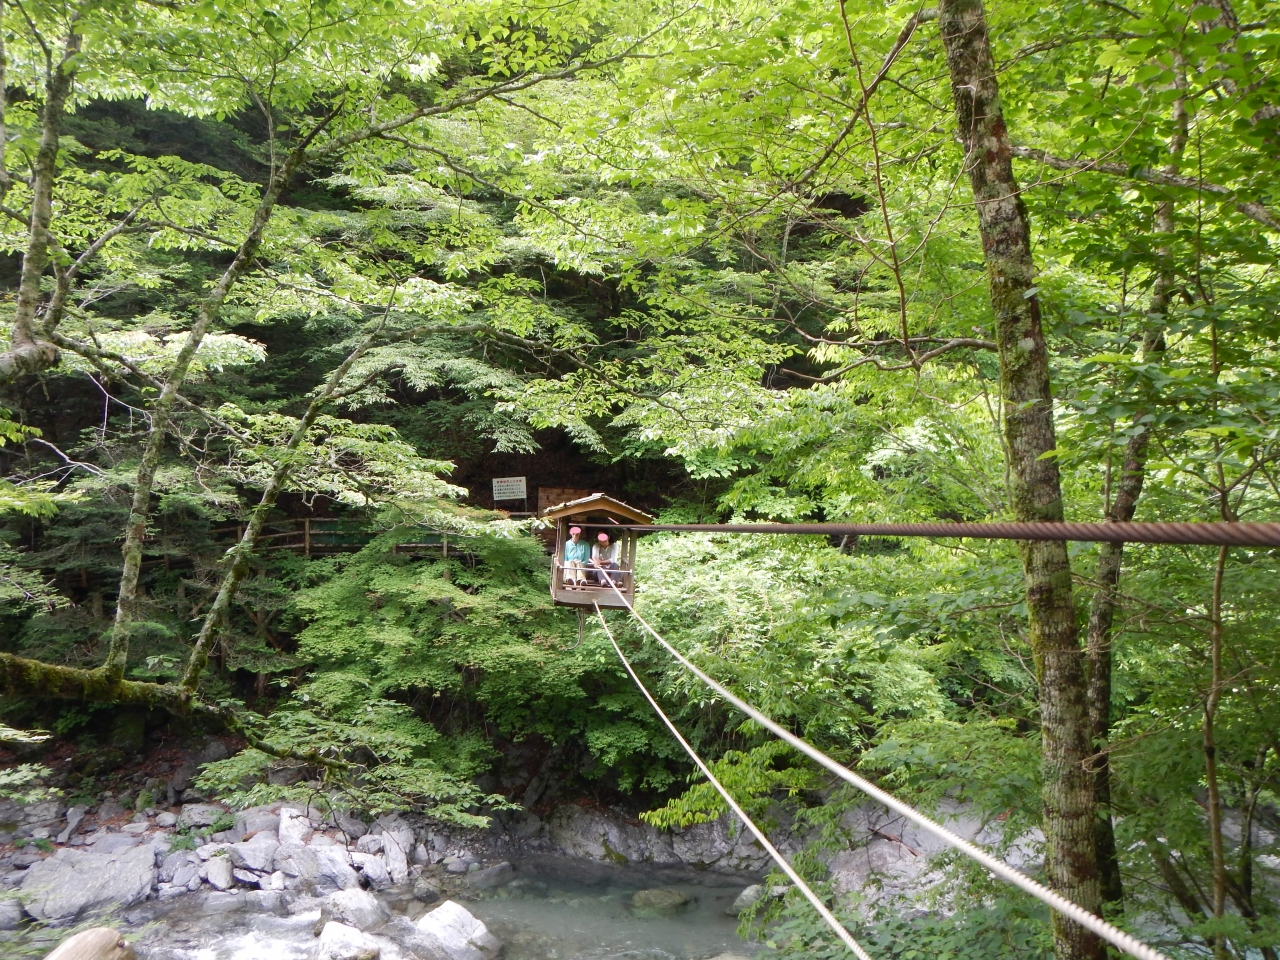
[278,807,314,844]
[336,813,368,840]
[202,855,234,891]
[465,862,514,891]
[159,850,199,883]
[350,851,392,890]
[0,896,23,930]
[178,803,226,829]
[725,884,764,916]
[275,842,360,894]
[235,805,281,839]
[314,921,381,960]
[380,825,412,885]
[43,927,136,960]
[20,844,156,921]
[410,900,502,960]
[630,888,691,915]
[228,834,279,872]
[545,806,679,865]
[323,887,391,932]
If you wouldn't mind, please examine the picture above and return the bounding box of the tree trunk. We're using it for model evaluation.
[1086,51,1187,912]
[935,3,1103,958]
[0,25,81,379]
[1204,544,1229,960]
[101,148,309,683]
[179,322,384,691]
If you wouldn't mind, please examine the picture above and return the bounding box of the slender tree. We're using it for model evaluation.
[935,2,1104,957]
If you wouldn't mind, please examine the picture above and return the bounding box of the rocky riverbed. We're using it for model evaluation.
[0,791,767,959]
[0,734,1047,958]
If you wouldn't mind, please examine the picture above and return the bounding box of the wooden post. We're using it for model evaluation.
[443,533,448,558]
[304,518,311,558]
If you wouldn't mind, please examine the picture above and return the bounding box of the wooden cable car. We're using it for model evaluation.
[541,493,654,608]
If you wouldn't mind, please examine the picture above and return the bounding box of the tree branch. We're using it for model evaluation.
[1012,145,1280,232]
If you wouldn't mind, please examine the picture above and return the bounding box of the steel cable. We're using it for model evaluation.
[619,520,1280,547]
[591,601,878,960]
[593,570,1173,960]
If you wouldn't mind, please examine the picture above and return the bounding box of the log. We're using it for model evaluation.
[43,928,135,960]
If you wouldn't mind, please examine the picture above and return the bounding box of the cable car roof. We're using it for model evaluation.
[540,493,654,525]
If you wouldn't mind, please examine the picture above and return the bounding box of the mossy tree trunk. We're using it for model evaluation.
[935,3,1104,958]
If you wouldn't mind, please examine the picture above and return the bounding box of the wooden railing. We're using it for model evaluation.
[208,519,477,559]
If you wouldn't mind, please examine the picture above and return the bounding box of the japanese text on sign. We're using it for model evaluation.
[492,476,527,501]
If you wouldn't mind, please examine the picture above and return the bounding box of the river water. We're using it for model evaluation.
[122,856,755,960]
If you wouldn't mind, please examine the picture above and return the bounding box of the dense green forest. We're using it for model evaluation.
[1,0,1278,958]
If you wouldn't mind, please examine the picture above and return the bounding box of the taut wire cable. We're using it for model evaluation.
[591,601,878,960]
[617,520,1280,547]
[593,569,1173,960]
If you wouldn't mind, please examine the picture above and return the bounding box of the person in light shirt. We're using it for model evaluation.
[563,526,592,586]
[591,531,621,586]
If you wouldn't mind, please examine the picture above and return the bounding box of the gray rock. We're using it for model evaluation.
[411,900,502,960]
[196,890,245,915]
[381,826,412,884]
[56,806,87,844]
[413,843,431,866]
[278,807,313,844]
[169,759,199,794]
[0,896,23,930]
[630,888,691,914]
[93,833,141,854]
[444,857,468,874]
[236,807,281,838]
[203,855,234,890]
[96,800,128,820]
[725,884,764,916]
[275,842,360,894]
[324,887,390,931]
[545,806,678,866]
[350,851,391,890]
[179,803,226,829]
[511,814,542,840]
[244,889,289,915]
[19,843,156,921]
[315,920,382,960]
[228,835,279,872]
[154,811,179,828]
[466,861,514,891]
[412,876,442,903]
[159,850,198,882]
[120,822,151,836]
[197,739,231,765]
[196,842,231,860]
[172,863,201,890]
[21,799,66,826]
[356,834,383,854]
[337,814,368,840]
[233,868,264,886]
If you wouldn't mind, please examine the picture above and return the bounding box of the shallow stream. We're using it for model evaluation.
[129,856,755,960]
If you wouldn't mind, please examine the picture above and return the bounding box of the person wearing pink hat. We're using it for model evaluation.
[591,530,621,586]
[563,525,592,586]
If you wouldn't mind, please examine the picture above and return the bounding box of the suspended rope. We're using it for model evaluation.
[593,570,1173,960]
[591,602,877,960]
[617,520,1280,547]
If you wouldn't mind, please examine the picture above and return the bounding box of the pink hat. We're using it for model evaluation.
[597,532,610,541]
[569,526,582,535]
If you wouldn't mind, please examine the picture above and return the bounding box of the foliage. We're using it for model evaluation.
[1,0,1279,955]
